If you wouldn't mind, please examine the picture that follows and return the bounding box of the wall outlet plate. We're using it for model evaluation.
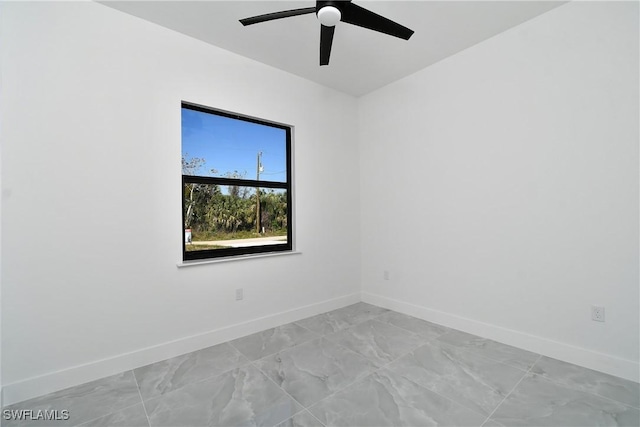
[236,288,243,301]
[591,305,605,322]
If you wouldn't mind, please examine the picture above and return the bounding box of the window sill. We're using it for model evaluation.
[177,250,302,267]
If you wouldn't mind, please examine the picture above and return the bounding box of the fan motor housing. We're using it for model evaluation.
[317,6,341,26]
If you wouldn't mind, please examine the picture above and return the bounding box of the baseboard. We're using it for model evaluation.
[6,291,636,407]
[2,292,360,406]
[362,292,639,383]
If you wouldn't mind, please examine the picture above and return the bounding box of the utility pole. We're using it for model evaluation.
[256,151,262,233]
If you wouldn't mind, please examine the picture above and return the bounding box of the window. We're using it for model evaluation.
[181,102,293,261]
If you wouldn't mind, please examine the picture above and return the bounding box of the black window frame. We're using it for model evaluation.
[181,102,293,261]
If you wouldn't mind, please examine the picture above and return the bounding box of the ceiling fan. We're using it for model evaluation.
[240,1,414,66]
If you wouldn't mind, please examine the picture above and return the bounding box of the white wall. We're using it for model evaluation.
[359,1,639,381]
[0,1,360,404]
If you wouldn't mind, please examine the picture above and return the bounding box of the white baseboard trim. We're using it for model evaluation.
[2,292,360,406]
[362,292,639,383]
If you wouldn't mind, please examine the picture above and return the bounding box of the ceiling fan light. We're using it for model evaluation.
[317,6,341,27]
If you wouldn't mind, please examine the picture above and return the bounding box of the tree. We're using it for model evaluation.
[181,155,287,238]
[225,170,250,199]
[182,154,217,229]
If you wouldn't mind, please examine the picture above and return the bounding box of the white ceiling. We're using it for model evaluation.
[100,1,566,97]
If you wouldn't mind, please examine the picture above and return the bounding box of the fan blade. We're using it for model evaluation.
[240,7,316,26]
[320,24,335,66]
[340,3,414,40]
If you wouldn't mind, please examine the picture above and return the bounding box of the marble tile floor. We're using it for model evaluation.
[4,302,639,427]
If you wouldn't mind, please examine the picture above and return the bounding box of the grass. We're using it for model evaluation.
[192,229,287,241]
[185,244,227,251]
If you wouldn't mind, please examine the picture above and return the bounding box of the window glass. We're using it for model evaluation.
[182,102,292,261]
[182,108,287,183]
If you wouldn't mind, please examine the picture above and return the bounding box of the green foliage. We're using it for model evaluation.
[182,155,288,240]
[260,189,288,231]
[185,244,227,251]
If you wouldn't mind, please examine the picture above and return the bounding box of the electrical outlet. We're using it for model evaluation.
[591,305,605,322]
[383,270,390,280]
[236,288,243,301]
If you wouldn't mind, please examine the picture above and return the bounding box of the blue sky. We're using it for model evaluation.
[182,107,287,183]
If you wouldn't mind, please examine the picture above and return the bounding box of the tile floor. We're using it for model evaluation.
[4,303,639,427]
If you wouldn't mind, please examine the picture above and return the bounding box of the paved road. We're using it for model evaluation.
[190,236,287,248]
